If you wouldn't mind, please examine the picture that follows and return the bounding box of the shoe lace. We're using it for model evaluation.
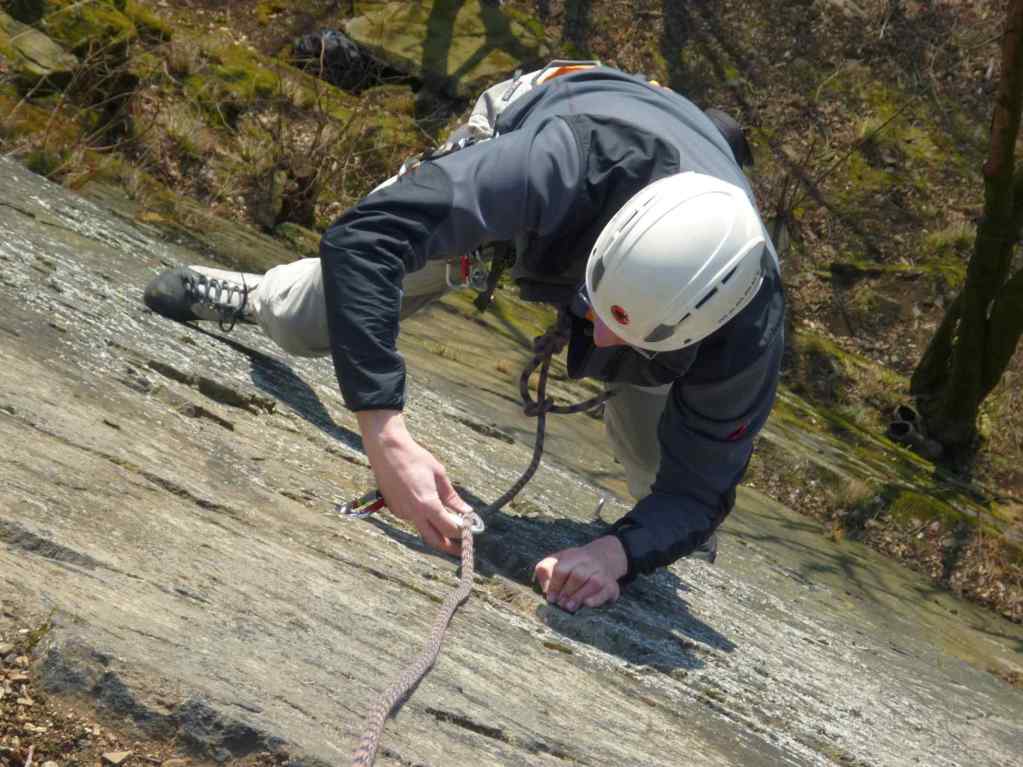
[184,271,250,332]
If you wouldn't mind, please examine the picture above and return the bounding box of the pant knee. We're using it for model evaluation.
[255,259,331,357]
[604,383,670,501]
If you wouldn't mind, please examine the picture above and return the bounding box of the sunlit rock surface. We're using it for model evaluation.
[0,157,1021,766]
[345,0,548,98]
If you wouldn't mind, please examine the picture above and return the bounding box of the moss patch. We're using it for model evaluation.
[786,328,908,424]
[39,0,138,54]
[182,42,281,127]
[441,282,557,346]
[255,0,291,27]
[23,146,65,176]
[124,0,172,43]
[0,92,81,150]
[274,221,321,258]
[181,38,362,129]
[888,488,968,529]
[922,224,972,288]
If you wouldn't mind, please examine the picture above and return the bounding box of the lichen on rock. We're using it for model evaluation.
[0,10,79,90]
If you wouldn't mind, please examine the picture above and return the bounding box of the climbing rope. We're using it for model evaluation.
[349,309,614,766]
[350,507,478,767]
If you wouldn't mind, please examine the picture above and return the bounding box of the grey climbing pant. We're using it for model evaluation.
[254,256,450,358]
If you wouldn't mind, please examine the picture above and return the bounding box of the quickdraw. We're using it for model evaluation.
[335,489,486,533]
[446,248,490,292]
[334,489,386,518]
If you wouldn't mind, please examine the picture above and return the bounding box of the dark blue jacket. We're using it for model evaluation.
[320,68,785,579]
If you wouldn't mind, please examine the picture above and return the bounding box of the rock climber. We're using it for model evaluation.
[143,63,785,613]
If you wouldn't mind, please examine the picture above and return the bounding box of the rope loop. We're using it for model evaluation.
[519,309,614,420]
[523,397,555,418]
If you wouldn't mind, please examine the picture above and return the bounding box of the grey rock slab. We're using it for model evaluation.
[0,157,1021,766]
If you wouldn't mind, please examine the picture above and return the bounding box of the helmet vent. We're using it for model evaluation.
[644,324,673,343]
[644,313,690,344]
[618,208,640,233]
[695,287,719,309]
[721,265,739,284]
[590,256,606,291]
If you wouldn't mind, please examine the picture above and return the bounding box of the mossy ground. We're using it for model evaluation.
[0,0,425,242]
[1,0,1021,620]
[747,364,1023,621]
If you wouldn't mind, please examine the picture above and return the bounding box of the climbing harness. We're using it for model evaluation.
[345,308,614,766]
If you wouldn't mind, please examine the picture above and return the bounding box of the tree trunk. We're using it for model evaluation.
[911,0,1023,452]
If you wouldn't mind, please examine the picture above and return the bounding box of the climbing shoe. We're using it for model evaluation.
[144,266,260,330]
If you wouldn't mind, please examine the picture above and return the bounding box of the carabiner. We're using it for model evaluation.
[336,489,386,519]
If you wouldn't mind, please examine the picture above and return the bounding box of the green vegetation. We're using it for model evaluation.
[444,285,557,344]
[124,0,173,42]
[38,0,138,53]
[255,0,290,27]
[0,0,431,258]
[888,489,968,529]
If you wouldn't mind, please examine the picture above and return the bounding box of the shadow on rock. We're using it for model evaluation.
[368,487,736,673]
[193,328,363,453]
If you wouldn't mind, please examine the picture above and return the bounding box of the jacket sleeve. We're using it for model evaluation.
[319,117,583,411]
[610,329,783,579]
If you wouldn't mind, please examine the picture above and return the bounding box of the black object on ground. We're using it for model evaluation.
[886,404,943,461]
[293,29,376,91]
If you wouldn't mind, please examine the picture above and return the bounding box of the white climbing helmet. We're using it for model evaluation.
[585,171,767,352]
